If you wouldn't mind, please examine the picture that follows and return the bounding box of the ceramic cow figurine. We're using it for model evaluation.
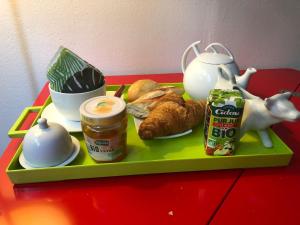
[236,87,300,147]
[216,64,300,148]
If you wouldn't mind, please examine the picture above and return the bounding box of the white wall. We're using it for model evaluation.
[1,0,300,155]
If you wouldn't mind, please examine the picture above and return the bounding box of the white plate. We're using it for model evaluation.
[41,103,81,132]
[41,103,82,132]
[133,117,192,139]
[41,91,118,132]
[19,136,80,169]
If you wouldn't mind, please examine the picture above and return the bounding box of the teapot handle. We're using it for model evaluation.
[181,40,201,73]
[205,43,234,60]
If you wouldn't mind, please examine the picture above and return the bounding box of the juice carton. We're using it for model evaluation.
[204,89,245,156]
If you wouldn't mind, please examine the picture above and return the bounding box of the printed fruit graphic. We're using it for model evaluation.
[206,147,215,155]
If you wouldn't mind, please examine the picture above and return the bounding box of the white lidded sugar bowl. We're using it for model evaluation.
[19,118,80,169]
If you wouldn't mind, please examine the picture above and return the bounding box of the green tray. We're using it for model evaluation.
[6,84,293,184]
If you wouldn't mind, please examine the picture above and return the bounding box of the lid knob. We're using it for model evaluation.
[38,118,49,129]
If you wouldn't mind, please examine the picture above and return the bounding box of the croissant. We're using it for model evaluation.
[138,100,206,139]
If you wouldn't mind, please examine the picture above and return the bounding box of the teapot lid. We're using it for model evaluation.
[198,52,233,65]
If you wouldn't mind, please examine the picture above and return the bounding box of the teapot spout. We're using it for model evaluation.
[236,67,256,89]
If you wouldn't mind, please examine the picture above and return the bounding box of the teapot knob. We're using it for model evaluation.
[38,118,49,129]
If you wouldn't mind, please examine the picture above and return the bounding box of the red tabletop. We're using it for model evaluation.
[1,69,300,225]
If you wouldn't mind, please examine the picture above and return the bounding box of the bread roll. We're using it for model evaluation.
[127,79,159,102]
[155,86,185,96]
[127,92,185,118]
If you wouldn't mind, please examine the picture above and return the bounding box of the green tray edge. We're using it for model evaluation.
[5,84,294,184]
[6,138,292,184]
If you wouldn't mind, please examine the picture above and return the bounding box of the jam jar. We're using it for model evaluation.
[80,96,127,162]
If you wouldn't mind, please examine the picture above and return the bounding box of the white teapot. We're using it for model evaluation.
[181,41,256,100]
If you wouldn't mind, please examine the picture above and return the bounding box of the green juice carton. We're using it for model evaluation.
[204,89,245,156]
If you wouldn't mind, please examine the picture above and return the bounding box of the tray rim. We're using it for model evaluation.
[6,136,293,184]
[6,83,294,184]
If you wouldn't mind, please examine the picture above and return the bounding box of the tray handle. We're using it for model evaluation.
[8,106,43,138]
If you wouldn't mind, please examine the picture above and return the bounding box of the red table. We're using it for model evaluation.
[1,69,300,225]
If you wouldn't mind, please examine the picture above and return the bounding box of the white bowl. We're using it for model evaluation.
[49,83,106,121]
[21,118,80,168]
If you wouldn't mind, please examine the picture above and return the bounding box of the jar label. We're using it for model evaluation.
[83,134,124,161]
